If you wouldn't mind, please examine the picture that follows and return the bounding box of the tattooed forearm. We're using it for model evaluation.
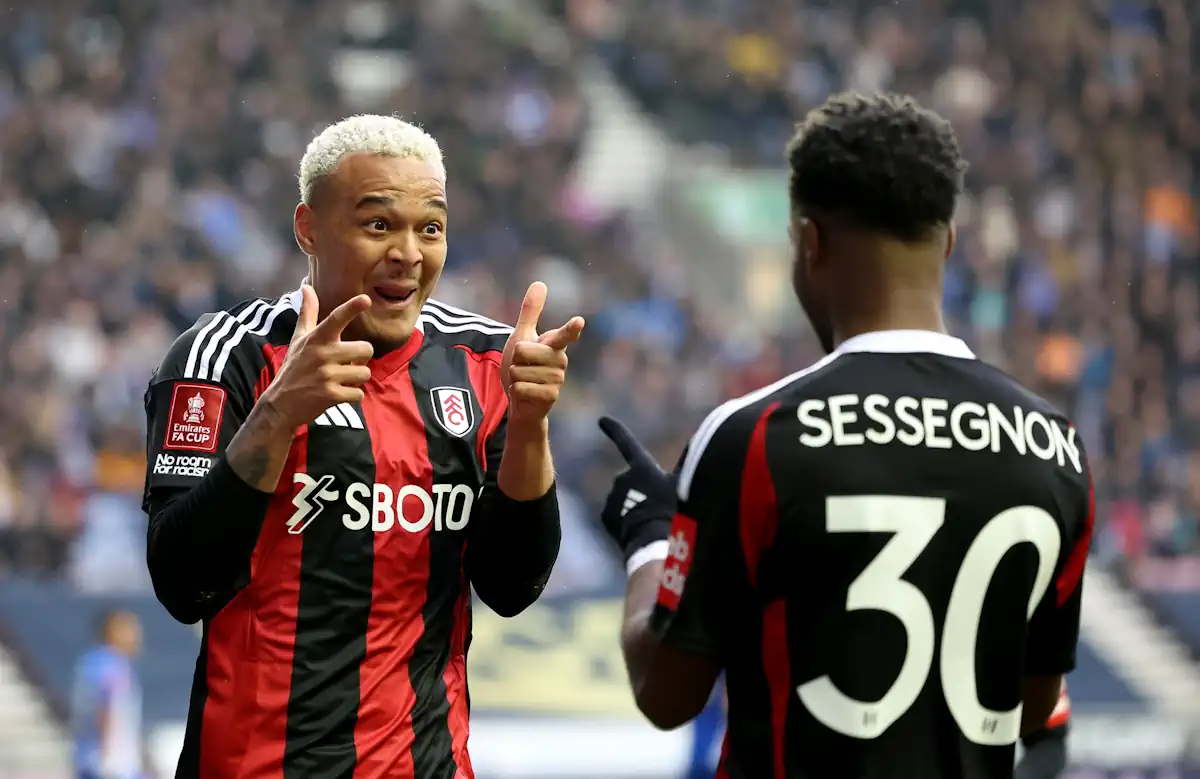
[224,399,297,493]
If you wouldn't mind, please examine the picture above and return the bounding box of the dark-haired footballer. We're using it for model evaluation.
[595,92,1093,779]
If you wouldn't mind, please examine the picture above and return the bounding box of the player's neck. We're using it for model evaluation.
[830,291,948,350]
[828,244,948,349]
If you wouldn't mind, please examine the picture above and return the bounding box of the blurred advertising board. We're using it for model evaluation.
[147,596,1198,778]
[1065,770,1200,779]
[467,594,635,716]
[148,713,1200,779]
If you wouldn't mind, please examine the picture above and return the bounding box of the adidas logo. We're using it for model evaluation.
[314,403,364,429]
[621,489,647,516]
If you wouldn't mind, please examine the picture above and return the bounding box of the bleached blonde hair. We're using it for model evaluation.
[297,114,445,204]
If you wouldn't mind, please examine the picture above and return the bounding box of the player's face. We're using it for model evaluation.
[790,214,836,354]
[295,154,448,351]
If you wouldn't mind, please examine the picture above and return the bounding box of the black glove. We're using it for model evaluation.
[598,416,675,564]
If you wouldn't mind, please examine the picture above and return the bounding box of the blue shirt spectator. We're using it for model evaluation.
[71,610,144,779]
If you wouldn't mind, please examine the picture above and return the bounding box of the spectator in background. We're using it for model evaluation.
[70,609,144,779]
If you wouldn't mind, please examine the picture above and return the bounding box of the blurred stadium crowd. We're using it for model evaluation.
[0,0,1198,599]
[556,0,1200,561]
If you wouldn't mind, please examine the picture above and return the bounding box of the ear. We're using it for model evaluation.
[294,202,317,256]
[944,222,957,260]
[798,216,822,271]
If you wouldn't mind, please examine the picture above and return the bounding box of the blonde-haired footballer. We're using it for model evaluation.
[143,114,584,779]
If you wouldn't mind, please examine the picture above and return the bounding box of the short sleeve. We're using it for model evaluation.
[1025,435,1093,676]
[650,406,763,658]
[142,308,268,510]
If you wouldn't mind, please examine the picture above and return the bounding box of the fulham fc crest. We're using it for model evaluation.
[431,386,475,437]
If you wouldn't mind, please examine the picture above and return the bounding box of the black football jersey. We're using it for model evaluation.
[651,330,1093,779]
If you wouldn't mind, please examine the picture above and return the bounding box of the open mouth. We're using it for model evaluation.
[372,284,417,305]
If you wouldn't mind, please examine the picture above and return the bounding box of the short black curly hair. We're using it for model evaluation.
[786,91,966,243]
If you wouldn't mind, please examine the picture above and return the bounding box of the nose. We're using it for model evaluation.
[385,231,423,265]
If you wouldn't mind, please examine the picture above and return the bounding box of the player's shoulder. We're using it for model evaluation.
[677,358,840,501]
[700,349,850,438]
[154,290,301,386]
[953,357,1088,466]
[417,298,512,356]
[967,359,1071,420]
[816,333,1073,422]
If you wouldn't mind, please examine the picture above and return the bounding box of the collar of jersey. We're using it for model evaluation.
[834,330,976,359]
[295,278,426,383]
[369,328,425,383]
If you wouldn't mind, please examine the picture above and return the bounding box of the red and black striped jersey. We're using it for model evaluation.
[651,330,1093,779]
[142,287,517,779]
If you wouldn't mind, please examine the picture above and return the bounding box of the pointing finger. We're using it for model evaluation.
[513,281,548,338]
[312,294,371,341]
[291,284,319,344]
[538,316,585,350]
[598,416,663,473]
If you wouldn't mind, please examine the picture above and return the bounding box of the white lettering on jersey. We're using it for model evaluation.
[152,453,213,478]
[798,496,1061,744]
[285,475,474,534]
[796,394,1083,473]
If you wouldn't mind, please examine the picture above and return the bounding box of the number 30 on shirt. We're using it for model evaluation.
[797,496,1061,745]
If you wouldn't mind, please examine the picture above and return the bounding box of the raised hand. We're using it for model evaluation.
[597,416,675,563]
[501,281,585,427]
[599,416,668,477]
[261,285,375,428]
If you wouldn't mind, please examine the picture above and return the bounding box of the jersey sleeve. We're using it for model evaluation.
[1025,428,1093,676]
[650,404,766,658]
[464,349,562,617]
[142,308,266,509]
[142,304,282,623]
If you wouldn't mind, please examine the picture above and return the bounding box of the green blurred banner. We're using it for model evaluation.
[684,169,790,248]
[660,165,799,333]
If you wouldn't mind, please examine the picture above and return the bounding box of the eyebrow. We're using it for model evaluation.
[354,195,448,214]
